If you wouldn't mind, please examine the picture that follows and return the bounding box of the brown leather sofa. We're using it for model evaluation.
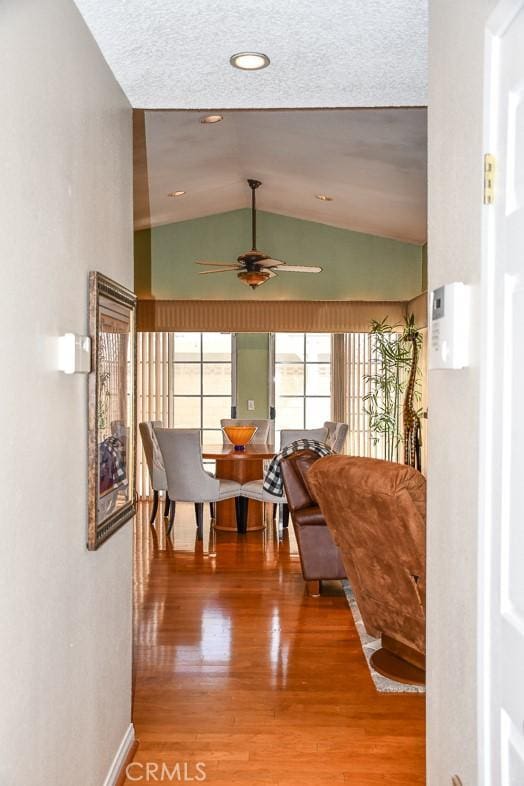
[280,450,346,597]
[307,455,426,685]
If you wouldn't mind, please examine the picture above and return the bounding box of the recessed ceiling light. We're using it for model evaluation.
[315,194,333,202]
[200,114,223,124]
[168,191,186,197]
[229,52,270,71]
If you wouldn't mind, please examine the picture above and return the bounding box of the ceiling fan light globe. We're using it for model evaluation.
[237,270,270,289]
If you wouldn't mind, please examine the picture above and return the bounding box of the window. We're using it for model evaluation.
[272,333,332,444]
[172,332,233,443]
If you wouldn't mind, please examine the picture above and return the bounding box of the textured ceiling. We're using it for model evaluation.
[73,0,427,109]
[134,109,427,244]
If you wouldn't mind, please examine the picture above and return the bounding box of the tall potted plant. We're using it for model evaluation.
[363,315,422,465]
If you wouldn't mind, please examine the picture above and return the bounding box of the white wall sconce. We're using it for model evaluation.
[58,333,91,374]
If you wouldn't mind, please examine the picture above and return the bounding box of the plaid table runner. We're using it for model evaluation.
[262,439,333,498]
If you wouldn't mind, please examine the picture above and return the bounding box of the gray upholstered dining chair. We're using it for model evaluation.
[220,418,272,444]
[323,421,349,454]
[280,427,328,449]
[139,421,169,524]
[155,428,242,539]
[238,427,329,532]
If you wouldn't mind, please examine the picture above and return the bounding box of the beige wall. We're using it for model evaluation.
[0,2,133,785]
[427,0,496,783]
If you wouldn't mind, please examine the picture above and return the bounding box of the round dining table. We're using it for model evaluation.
[202,443,276,532]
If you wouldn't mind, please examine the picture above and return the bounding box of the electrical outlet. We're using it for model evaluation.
[247,400,255,411]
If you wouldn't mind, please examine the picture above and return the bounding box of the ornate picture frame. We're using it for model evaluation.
[88,271,137,550]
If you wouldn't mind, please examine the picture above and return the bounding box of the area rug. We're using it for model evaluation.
[342,581,425,694]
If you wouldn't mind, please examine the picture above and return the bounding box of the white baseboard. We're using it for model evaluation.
[103,723,136,786]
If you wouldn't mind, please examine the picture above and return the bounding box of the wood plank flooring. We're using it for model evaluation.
[126,502,425,785]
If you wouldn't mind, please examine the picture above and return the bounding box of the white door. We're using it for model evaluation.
[480,1,524,783]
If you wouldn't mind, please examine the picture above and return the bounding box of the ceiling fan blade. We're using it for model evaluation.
[257,257,286,268]
[272,264,323,273]
[196,261,237,268]
[198,267,241,275]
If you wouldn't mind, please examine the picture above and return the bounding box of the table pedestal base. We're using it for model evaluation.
[213,458,266,532]
[213,505,265,532]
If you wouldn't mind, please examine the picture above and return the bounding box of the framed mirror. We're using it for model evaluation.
[88,272,137,550]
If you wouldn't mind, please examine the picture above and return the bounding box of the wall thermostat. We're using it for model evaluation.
[429,282,469,370]
[58,333,92,374]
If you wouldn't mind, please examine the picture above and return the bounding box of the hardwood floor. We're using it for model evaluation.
[126,501,425,785]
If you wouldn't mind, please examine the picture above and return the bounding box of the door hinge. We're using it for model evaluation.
[483,153,496,204]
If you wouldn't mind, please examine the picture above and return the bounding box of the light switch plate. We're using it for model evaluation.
[247,399,255,411]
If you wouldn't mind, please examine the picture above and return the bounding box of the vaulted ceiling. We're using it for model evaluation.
[134,108,427,243]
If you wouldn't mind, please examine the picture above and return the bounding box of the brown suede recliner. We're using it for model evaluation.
[307,455,426,685]
[280,450,346,597]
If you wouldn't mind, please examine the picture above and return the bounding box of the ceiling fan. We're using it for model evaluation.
[195,178,323,289]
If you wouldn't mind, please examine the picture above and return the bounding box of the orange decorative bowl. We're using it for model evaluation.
[222,425,257,451]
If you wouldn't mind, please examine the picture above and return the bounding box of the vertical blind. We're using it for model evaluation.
[137,332,171,497]
[337,330,427,466]
[344,332,384,459]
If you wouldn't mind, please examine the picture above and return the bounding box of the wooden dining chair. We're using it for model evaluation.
[155,428,242,540]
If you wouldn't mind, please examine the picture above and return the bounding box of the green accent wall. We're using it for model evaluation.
[135,209,426,420]
[235,333,270,418]
[135,209,424,301]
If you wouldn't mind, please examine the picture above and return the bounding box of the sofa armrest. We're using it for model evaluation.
[281,449,322,512]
